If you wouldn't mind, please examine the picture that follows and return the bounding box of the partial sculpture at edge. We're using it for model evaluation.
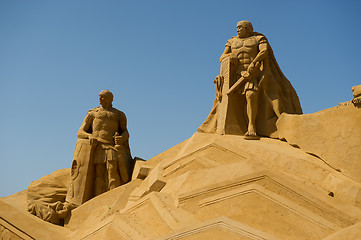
[199,20,302,138]
[66,90,134,206]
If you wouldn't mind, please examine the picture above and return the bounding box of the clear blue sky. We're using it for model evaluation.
[1,1,360,197]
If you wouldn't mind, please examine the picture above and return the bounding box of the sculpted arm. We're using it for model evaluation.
[77,112,93,139]
[253,42,268,64]
[220,45,232,62]
[247,42,268,74]
[120,113,129,140]
[114,112,129,145]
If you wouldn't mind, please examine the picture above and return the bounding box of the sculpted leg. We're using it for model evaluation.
[245,90,258,137]
[95,164,106,196]
[107,160,121,190]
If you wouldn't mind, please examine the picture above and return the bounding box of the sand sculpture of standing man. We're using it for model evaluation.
[199,20,302,138]
[66,90,134,206]
[220,20,267,138]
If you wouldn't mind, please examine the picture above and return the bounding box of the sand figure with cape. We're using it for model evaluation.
[199,20,302,138]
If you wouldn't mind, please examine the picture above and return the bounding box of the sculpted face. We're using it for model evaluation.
[237,21,253,38]
[99,90,113,108]
[99,95,111,107]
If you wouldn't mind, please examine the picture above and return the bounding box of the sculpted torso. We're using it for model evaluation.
[78,106,126,145]
[228,36,260,73]
[91,108,121,144]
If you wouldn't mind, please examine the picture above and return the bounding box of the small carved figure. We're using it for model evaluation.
[199,21,302,138]
[66,90,134,206]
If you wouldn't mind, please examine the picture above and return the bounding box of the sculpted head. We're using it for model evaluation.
[99,90,113,108]
[237,21,253,38]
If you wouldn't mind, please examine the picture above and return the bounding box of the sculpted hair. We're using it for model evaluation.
[99,90,114,101]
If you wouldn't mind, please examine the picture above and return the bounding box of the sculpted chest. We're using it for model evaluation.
[228,37,260,62]
[231,37,257,49]
[230,37,259,57]
[93,110,119,122]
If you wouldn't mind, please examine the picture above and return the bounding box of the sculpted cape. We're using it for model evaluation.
[198,33,302,137]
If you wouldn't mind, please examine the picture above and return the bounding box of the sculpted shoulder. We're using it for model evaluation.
[89,107,101,112]
[87,107,101,115]
[252,32,268,44]
[227,36,239,44]
[111,107,127,119]
[86,106,126,120]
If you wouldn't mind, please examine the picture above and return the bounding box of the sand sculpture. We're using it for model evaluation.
[67,90,133,205]
[27,90,134,224]
[1,21,361,240]
[199,20,302,139]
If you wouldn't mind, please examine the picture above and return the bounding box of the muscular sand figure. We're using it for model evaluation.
[77,90,132,196]
[220,20,268,138]
[199,20,302,138]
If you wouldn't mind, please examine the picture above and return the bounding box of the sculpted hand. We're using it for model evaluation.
[242,71,251,80]
[114,136,124,145]
[114,132,124,145]
[247,62,261,75]
[247,62,261,74]
[247,62,256,74]
[214,75,224,102]
[89,136,98,148]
